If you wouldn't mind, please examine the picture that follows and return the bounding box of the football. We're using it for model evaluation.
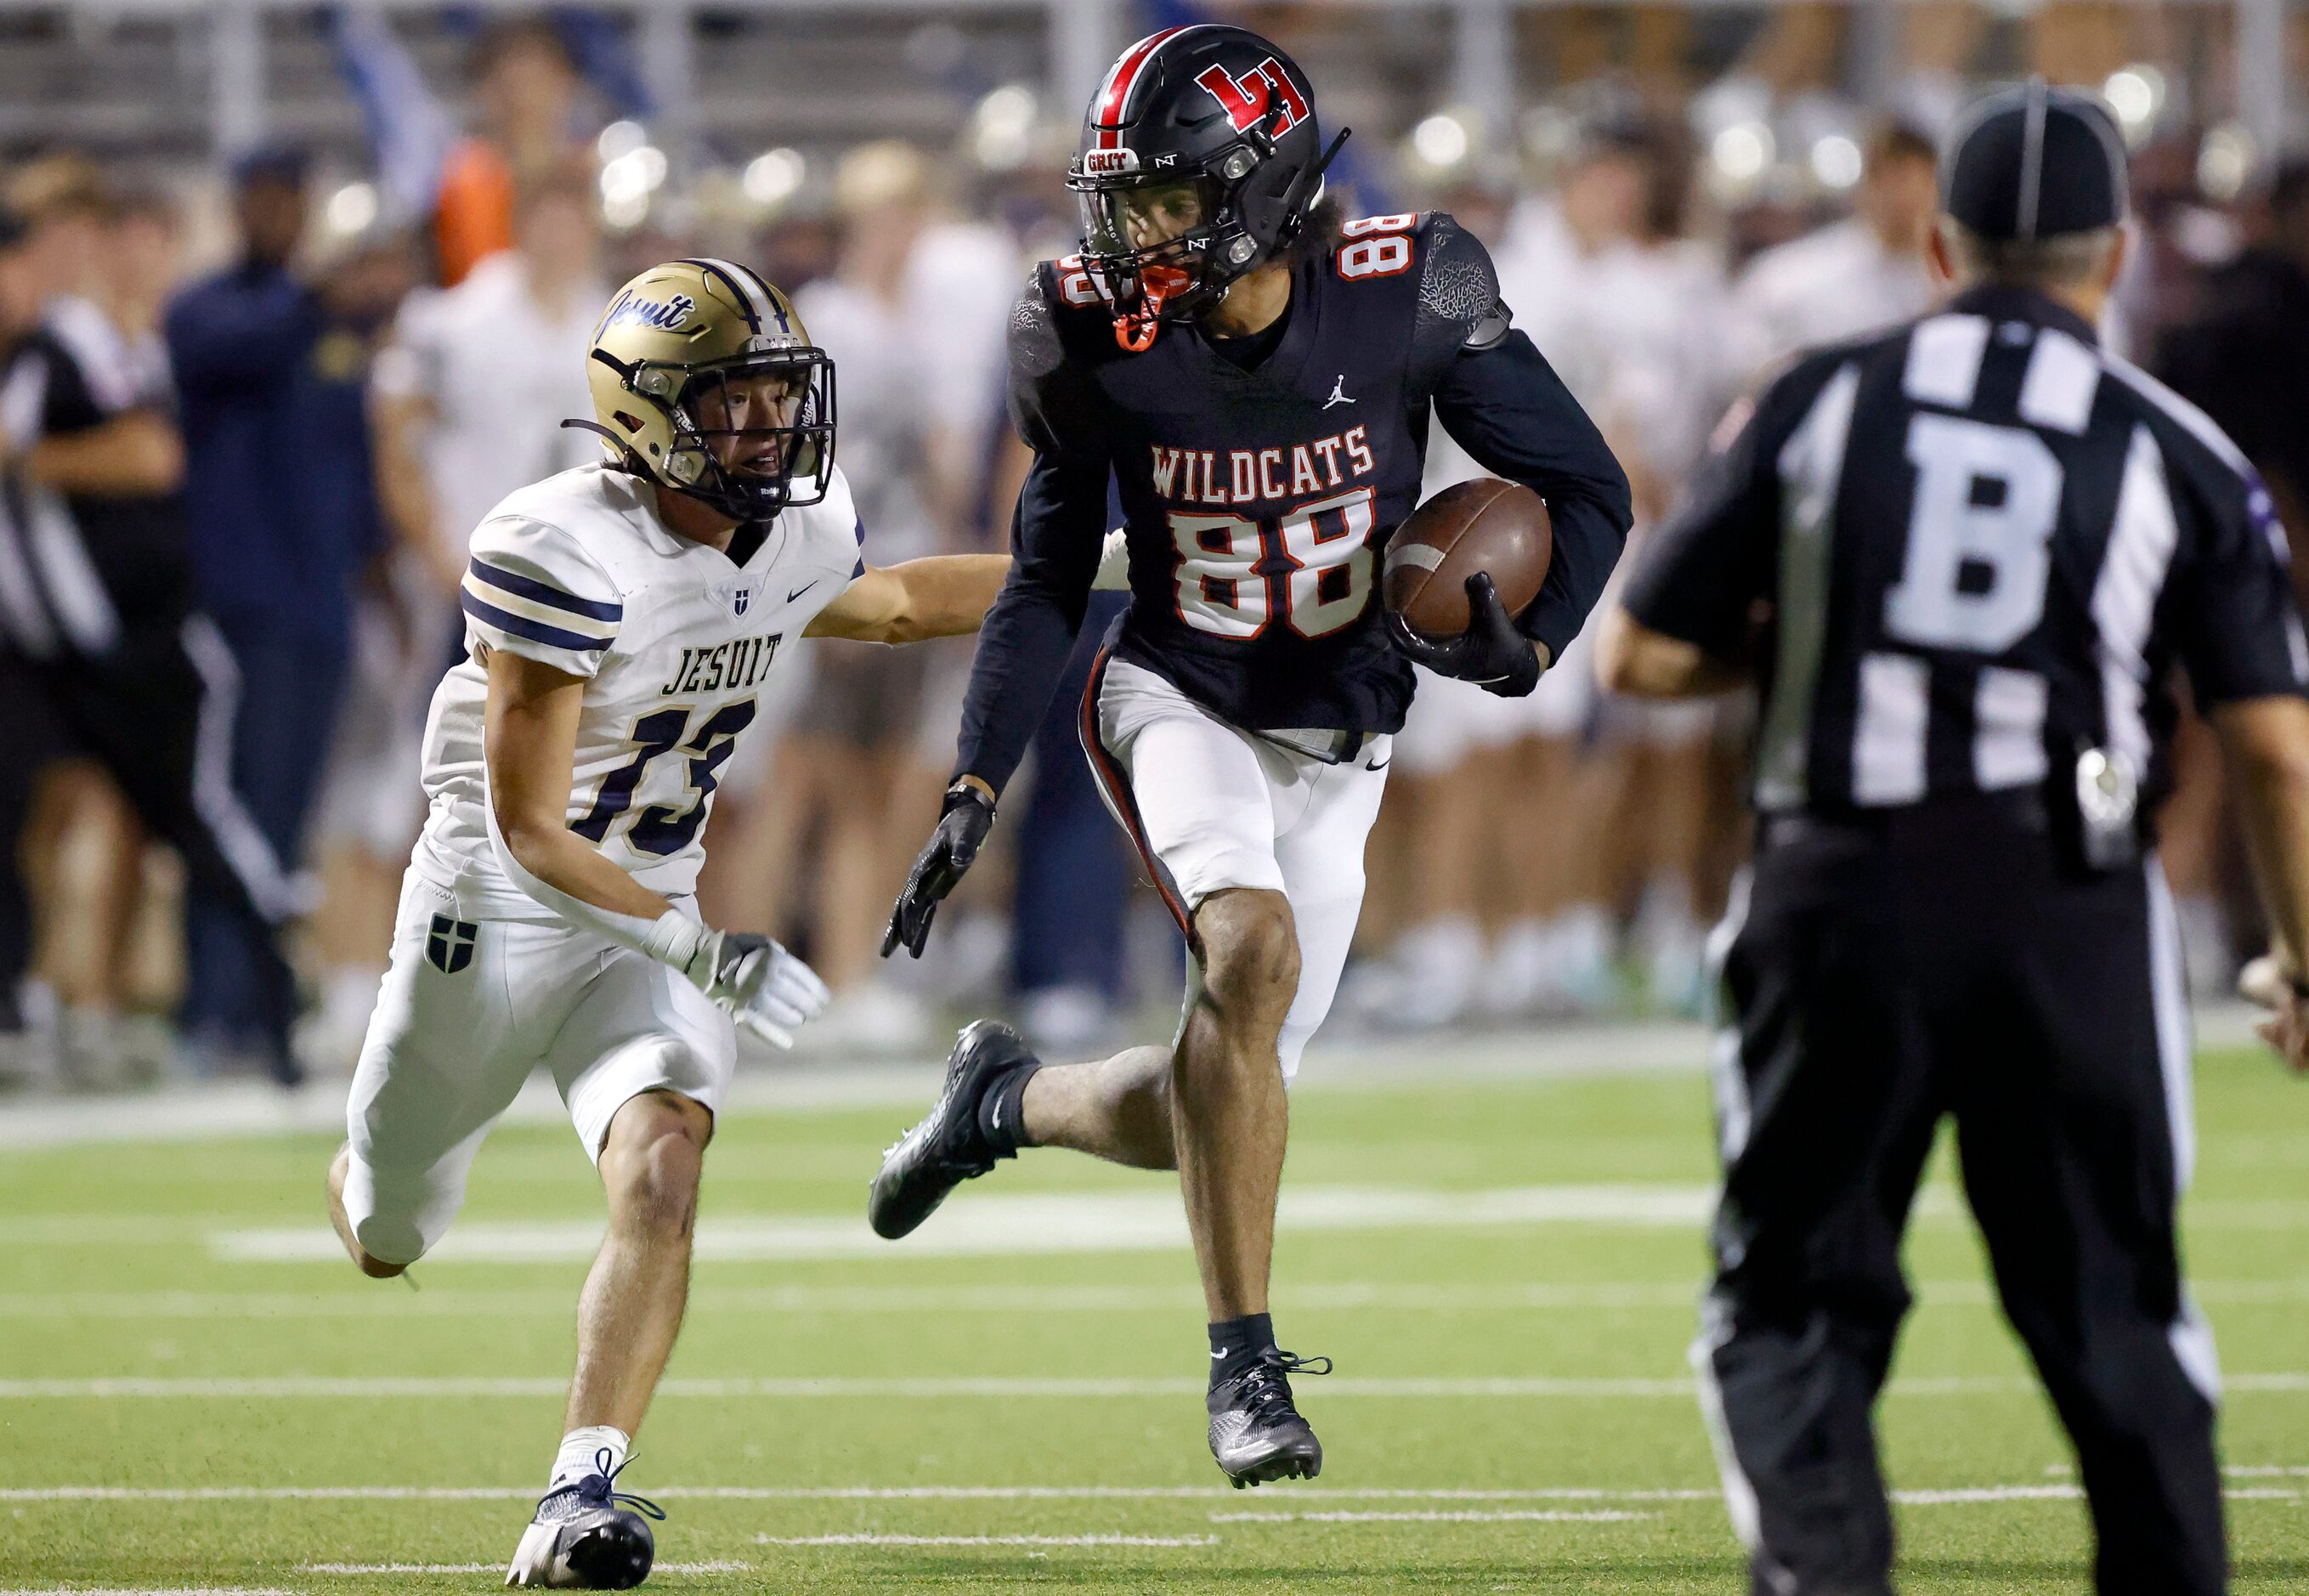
[1381,478,1553,638]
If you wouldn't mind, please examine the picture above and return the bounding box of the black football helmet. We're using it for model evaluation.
[1066,25,1347,350]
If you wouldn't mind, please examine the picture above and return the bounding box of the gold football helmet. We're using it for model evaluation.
[570,258,835,518]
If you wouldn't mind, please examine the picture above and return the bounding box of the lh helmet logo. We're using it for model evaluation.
[1194,59,1309,137]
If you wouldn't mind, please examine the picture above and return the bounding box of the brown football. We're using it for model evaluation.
[1381,478,1553,638]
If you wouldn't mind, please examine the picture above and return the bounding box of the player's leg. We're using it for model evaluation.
[507,941,733,1588]
[330,878,537,1276]
[1168,880,1298,1320]
[568,1088,712,1435]
[1949,858,2224,1596]
[868,659,1279,1223]
[1016,1042,1177,1166]
[1694,835,1938,1596]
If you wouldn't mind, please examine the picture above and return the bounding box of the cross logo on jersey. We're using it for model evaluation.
[1194,59,1308,136]
[426,914,478,975]
[710,576,761,620]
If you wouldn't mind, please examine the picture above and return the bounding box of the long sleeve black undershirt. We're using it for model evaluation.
[953,444,1108,795]
[1432,328,1633,664]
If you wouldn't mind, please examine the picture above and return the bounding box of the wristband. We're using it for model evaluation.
[642,910,709,980]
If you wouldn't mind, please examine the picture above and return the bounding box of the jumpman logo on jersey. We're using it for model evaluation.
[1322,374,1355,410]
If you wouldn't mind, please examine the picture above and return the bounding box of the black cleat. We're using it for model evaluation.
[1208,1350,1332,1488]
[505,1451,665,1588]
[869,1021,1037,1240]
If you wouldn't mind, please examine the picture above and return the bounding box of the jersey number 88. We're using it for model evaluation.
[1169,488,1376,640]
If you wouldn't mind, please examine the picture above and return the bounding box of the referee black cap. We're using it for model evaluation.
[1940,78,2128,242]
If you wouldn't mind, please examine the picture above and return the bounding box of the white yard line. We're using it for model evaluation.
[14,1276,2309,1319]
[17,1191,2306,1259]
[1211,1509,1654,1524]
[5,1482,2294,1513]
[3,1009,2275,1153]
[0,1024,1723,1153]
[204,1184,1735,1265]
[0,1485,1726,1503]
[302,1564,744,1576]
[752,1534,1218,1548]
[8,1372,2309,1401]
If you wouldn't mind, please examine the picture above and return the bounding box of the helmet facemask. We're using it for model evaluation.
[639,348,837,521]
[1067,106,1345,352]
[1069,112,1304,351]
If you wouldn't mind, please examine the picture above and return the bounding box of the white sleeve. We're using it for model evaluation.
[461,515,624,678]
[816,466,869,587]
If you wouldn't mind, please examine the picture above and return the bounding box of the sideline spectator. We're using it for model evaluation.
[319,165,602,1059]
[374,161,605,599]
[1,158,152,1081]
[0,167,307,1086]
[433,18,587,287]
[767,142,951,1049]
[2154,158,2309,993]
[167,149,399,1061]
[1727,122,1940,381]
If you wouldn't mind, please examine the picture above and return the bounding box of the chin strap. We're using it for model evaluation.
[1110,127,1354,354]
[558,418,660,483]
[1277,127,1352,237]
[1113,263,1192,353]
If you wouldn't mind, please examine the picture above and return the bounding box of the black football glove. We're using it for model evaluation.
[1388,572,1544,698]
[882,783,997,959]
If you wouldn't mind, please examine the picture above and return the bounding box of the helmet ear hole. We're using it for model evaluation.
[614,411,645,433]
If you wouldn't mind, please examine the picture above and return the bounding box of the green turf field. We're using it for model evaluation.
[3,1042,2305,1593]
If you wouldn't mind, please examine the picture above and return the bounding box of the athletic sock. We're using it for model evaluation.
[1208,1312,1276,1389]
[976,1061,1042,1156]
[548,1424,631,1491]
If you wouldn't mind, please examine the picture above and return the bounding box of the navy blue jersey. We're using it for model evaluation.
[954,212,1631,793]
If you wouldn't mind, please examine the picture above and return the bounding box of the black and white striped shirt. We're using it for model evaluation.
[1624,283,2309,814]
[0,297,188,660]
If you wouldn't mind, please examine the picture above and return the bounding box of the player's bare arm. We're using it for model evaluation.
[17,406,184,494]
[803,554,1010,644]
[1594,606,1752,699]
[484,648,680,923]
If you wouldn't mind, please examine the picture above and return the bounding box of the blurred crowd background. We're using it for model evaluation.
[3,0,2307,1091]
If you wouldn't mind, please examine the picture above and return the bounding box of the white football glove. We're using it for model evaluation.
[682,929,831,1048]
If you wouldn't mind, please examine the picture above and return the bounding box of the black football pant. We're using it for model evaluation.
[1697,795,2224,1596]
[0,617,303,1081]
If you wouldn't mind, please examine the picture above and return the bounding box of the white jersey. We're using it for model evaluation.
[412,462,863,921]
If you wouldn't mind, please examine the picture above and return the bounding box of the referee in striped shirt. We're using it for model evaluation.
[1599,82,2309,1596]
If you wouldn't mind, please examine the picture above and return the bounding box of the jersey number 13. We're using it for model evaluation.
[572,700,758,856]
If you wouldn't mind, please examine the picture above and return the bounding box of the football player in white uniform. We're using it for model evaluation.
[320,260,1014,1589]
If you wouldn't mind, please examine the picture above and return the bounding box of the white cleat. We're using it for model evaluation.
[504,1452,663,1589]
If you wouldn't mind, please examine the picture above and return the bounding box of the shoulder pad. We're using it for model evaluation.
[1010,263,1079,385]
[1415,212,1508,348]
[461,510,625,673]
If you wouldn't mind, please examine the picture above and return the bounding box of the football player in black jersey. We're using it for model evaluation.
[869,24,1631,1485]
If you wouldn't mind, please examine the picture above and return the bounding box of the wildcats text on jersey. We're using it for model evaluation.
[1147,427,1376,507]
